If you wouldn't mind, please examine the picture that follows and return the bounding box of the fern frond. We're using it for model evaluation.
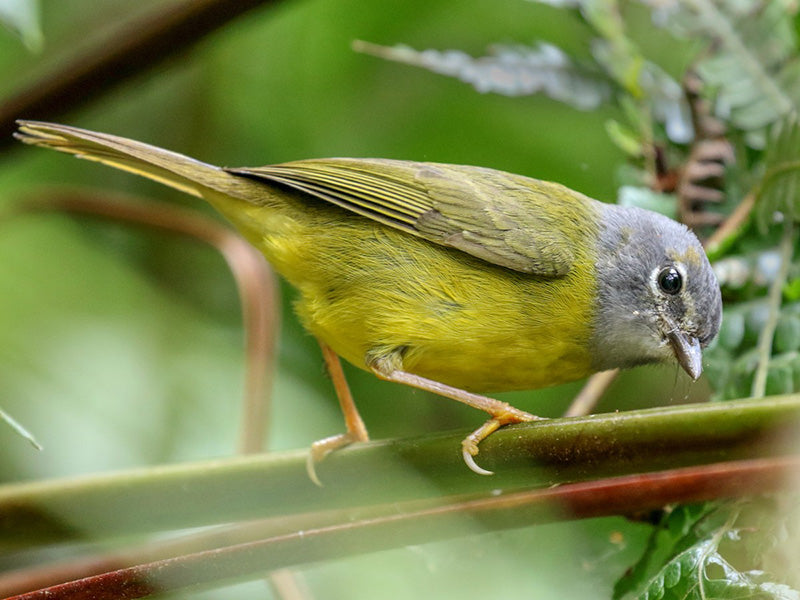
[635,532,800,599]
[353,40,611,110]
[758,112,800,228]
[644,0,800,137]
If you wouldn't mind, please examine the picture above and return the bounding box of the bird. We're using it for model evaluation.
[15,120,722,478]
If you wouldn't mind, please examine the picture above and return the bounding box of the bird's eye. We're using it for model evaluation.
[657,266,682,295]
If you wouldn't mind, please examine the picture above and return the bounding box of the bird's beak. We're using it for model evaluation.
[667,330,703,380]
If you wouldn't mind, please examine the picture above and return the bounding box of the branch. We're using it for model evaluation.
[5,456,799,600]
[0,0,280,149]
[12,188,280,453]
[1,395,798,550]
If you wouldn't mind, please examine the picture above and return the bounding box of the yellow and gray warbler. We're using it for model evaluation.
[16,121,722,476]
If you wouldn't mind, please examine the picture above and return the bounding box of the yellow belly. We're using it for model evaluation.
[213,190,597,393]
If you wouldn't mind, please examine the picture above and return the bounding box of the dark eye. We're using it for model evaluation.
[657,266,682,295]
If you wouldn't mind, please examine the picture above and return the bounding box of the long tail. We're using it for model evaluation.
[15,121,261,204]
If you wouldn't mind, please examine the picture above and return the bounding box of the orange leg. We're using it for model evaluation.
[371,368,545,475]
[306,343,369,485]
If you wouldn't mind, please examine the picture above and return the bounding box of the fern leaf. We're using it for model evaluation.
[353,40,611,110]
[644,0,799,136]
[757,112,800,229]
[637,539,800,600]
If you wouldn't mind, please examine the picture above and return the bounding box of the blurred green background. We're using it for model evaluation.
[0,0,709,597]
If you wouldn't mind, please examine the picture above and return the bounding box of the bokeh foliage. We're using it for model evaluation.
[0,1,799,599]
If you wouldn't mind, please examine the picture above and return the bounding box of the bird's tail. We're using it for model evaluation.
[15,121,260,204]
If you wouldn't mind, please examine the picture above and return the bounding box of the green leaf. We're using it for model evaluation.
[784,277,800,301]
[617,186,678,218]
[718,309,745,351]
[614,504,718,600]
[606,119,643,156]
[758,114,800,229]
[637,536,800,600]
[702,557,800,600]
[766,363,794,395]
[641,539,713,600]
[774,314,800,353]
[645,0,799,138]
[620,499,800,600]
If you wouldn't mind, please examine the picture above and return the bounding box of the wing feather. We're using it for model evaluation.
[228,158,585,276]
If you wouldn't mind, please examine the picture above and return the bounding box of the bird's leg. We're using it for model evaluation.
[307,343,369,485]
[369,366,545,476]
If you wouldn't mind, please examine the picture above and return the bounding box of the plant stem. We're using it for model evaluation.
[751,219,795,397]
[15,190,280,455]
[6,456,799,600]
[1,395,799,550]
[563,369,619,417]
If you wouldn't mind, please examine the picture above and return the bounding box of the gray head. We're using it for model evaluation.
[591,204,722,379]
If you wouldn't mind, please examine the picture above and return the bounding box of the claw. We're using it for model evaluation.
[306,453,324,487]
[462,445,494,476]
[306,432,358,487]
[460,412,545,476]
[306,429,370,486]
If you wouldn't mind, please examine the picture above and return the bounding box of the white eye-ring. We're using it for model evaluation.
[650,263,687,297]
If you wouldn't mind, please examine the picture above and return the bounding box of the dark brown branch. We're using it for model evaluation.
[0,0,279,149]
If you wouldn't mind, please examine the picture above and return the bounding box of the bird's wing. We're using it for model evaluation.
[228,159,579,276]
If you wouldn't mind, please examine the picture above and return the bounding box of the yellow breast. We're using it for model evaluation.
[225,190,599,393]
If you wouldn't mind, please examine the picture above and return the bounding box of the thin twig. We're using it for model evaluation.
[703,191,756,260]
[563,369,619,417]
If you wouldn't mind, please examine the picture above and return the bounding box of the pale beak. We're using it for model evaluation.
[667,330,703,380]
